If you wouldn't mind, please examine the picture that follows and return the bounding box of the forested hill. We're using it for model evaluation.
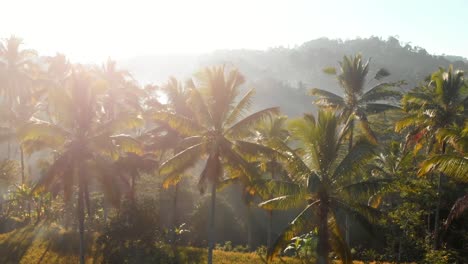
[122,36,468,116]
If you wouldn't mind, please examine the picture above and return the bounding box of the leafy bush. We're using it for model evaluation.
[97,198,174,264]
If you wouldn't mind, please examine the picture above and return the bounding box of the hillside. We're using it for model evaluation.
[121,36,468,117]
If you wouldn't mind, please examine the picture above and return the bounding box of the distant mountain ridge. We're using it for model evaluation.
[121,36,468,116]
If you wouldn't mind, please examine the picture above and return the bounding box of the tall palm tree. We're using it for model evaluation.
[419,123,468,241]
[154,66,279,264]
[254,115,290,249]
[18,67,143,264]
[310,54,402,244]
[98,58,142,120]
[0,36,38,182]
[260,110,379,264]
[152,77,193,251]
[310,54,403,147]
[0,35,38,111]
[396,66,467,248]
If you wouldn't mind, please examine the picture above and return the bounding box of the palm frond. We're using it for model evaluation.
[360,82,403,103]
[224,88,255,127]
[259,193,308,211]
[225,107,280,139]
[362,103,401,114]
[152,111,204,136]
[329,214,352,264]
[266,201,320,262]
[159,142,206,176]
[233,140,282,162]
[444,194,468,229]
[308,88,345,108]
[333,138,375,180]
[419,154,468,183]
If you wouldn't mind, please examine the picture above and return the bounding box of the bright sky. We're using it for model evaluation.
[3,0,468,63]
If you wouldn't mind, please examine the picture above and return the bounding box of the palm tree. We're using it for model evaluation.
[260,110,379,264]
[396,66,467,249]
[310,54,403,147]
[18,67,143,264]
[98,58,142,120]
[310,55,402,243]
[419,123,467,241]
[154,66,279,264]
[0,35,38,111]
[253,115,290,249]
[150,77,193,254]
[0,36,38,182]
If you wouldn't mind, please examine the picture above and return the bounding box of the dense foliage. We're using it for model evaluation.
[0,35,467,264]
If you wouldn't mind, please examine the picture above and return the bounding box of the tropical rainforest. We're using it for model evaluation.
[0,36,467,264]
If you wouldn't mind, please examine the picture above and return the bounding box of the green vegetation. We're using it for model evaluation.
[0,35,467,264]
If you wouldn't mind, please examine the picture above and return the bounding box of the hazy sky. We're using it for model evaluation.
[3,0,468,63]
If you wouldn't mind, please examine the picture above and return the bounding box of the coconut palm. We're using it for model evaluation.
[0,35,38,111]
[253,115,290,249]
[260,110,380,264]
[98,58,143,120]
[18,67,143,264]
[419,123,467,239]
[310,54,403,147]
[396,66,467,248]
[310,54,402,244]
[149,77,194,254]
[154,66,279,264]
[0,36,38,182]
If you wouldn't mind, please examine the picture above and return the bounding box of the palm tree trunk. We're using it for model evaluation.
[433,172,442,250]
[78,181,86,264]
[207,182,217,264]
[316,192,330,264]
[267,210,273,250]
[20,145,25,184]
[172,183,180,262]
[247,205,253,251]
[433,142,446,250]
[345,121,354,246]
[103,197,108,224]
[173,182,179,230]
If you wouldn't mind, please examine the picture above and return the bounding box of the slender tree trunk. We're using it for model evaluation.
[207,183,216,264]
[78,181,86,264]
[345,121,354,246]
[397,238,402,263]
[316,192,329,264]
[172,183,180,262]
[20,145,25,184]
[103,197,108,224]
[247,205,253,251]
[348,121,354,151]
[345,215,350,245]
[7,140,11,159]
[267,210,273,250]
[433,142,446,250]
[433,173,442,250]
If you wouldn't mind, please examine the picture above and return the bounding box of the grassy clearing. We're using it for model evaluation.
[0,224,394,264]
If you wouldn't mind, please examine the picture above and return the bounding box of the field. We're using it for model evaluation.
[0,223,396,264]
[0,223,303,264]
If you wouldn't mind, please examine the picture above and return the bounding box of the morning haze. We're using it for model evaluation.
[0,1,467,264]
